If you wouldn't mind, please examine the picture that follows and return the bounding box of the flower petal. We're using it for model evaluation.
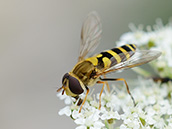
[58,106,71,116]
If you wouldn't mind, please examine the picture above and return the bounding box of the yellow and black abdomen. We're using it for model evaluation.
[86,44,136,70]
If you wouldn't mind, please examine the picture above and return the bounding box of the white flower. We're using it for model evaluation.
[72,110,82,119]
[120,106,146,129]
[120,124,128,129]
[57,92,73,105]
[99,86,122,111]
[145,106,156,116]
[167,117,172,127]
[101,109,120,120]
[58,106,71,116]
[75,126,86,129]
[123,118,140,129]
[145,115,156,125]
[74,109,104,129]
[167,107,172,115]
[153,115,165,128]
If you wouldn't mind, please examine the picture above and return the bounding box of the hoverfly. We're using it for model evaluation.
[57,12,161,113]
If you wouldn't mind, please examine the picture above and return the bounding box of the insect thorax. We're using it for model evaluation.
[71,60,99,86]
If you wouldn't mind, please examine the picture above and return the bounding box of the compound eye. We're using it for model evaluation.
[62,73,69,85]
[68,76,84,95]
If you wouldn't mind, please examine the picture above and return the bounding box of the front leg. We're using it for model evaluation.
[73,96,83,106]
[79,86,89,113]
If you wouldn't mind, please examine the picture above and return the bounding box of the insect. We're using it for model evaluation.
[57,12,161,113]
[152,77,172,83]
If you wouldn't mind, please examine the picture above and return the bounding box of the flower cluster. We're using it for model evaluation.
[117,18,172,78]
[58,87,121,129]
[58,77,172,129]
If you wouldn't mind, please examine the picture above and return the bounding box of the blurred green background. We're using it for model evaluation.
[0,0,172,129]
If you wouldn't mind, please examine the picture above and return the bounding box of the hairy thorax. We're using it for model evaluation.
[71,61,99,86]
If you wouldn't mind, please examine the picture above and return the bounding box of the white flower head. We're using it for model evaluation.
[58,77,172,128]
[118,18,172,78]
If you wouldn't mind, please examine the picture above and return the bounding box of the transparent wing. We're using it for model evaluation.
[78,11,102,62]
[97,50,161,75]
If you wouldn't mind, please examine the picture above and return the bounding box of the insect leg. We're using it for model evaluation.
[79,87,89,113]
[103,75,110,92]
[97,81,106,109]
[100,78,136,106]
[73,96,83,106]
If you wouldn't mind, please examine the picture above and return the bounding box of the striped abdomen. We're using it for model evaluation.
[86,44,136,69]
